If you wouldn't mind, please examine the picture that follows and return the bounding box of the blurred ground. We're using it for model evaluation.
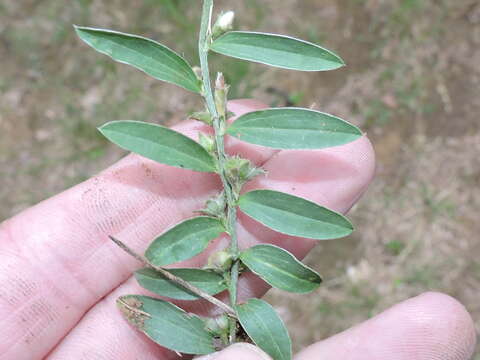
[1,0,479,356]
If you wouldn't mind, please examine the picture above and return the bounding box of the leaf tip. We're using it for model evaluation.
[342,222,354,237]
[97,123,109,137]
[97,121,120,135]
[326,52,346,70]
[73,25,87,35]
[73,25,94,44]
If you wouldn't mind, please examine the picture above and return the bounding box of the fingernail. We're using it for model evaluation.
[195,343,272,360]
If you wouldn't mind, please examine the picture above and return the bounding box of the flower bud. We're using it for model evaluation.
[199,192,226,218]
[207,250,233,271]
[212,11,235,39]
[205,314,230,335]
[190,111,213,125]
[198,132,215,153]
[225,156,265,184]
[215,72,226,90]
[215,72,229,118]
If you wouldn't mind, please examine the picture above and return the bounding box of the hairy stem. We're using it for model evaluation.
[199,0,240,342]
[109,236,236,316]
[199,0,239,294]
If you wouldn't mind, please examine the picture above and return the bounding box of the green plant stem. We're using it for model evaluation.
[109,236,236,317]
[228,260,240,341]
[199,0,240,342]
[199,0,239,286]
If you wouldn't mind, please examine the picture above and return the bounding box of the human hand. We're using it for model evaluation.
[195,290,477,360]
[0,100,475,359]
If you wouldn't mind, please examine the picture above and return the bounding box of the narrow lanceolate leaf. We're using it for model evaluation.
[74,26,201,93]
[135,267,227,300]
[240,244,322,293]
[99,121,216,172]
[210,31,344,71]
[145,217,225,266]
[117,295,215,355]
[238,190,353,240]
[236,299,292,360]
[227,108,362,149]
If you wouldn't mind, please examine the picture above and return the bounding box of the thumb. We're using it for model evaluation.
[195,343,272,360]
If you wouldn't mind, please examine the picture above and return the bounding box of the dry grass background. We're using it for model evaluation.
[1,0,479,356]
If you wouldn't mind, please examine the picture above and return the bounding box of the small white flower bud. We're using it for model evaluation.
[217,11,235,31]
[215,72,226,90]
[212,11,235,39]
[215,72,229,117]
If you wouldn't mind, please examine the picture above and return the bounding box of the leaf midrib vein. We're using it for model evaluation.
[109,129,211,169]
[91,35,197,90]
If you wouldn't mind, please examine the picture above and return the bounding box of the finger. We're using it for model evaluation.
[295,292,476,360]
[47,133,375,358]
[195,343,271,360]
[0,100,272,360]
[45,281,180,360]
[49,279,272,360]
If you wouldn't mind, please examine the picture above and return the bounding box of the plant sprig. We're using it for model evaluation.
[75,1,362,359]
[199,1,242,328]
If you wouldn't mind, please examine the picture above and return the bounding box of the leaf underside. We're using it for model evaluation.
[117,295,215,355]
[238,190,353,240]
[74,26,202,93]
[211,31,344,71]
[135,267,227,300]
[227,107,362,149]
[240,244,322,293]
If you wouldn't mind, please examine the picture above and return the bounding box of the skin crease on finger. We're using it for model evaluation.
[294,292,477,360]
[194,293,477,360]
[0,100,475,360]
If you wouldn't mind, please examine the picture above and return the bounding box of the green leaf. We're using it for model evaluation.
[117,295,215,355]
[210,31,344,71]
[236,299,292,360]
[238,190,353,240]
[227,108,362,149]
[145,217,225,266]
[240,244,322,293]
[74,26,201,93]
[99,121,216,172]
[135,267,227,300]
